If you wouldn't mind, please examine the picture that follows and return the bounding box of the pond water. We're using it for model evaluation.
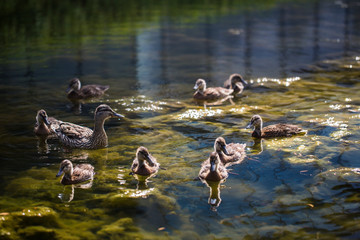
[1,0,360,239]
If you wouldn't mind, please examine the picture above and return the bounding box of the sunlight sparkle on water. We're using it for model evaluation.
[177,108,223,120]
[250,76,300,86]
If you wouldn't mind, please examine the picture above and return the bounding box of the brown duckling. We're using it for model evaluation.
[193,79,234,100]
[131,146,160,176]
[34,109,61,136]
[223,73,248,94]
[199,152,228,181]
[56,159,95,185]
[67,78,109,100]
[246,114,306,138]
[53,104,123,149]
[214,137,246,167]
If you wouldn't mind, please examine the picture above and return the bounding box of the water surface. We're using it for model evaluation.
[1,0,360,239]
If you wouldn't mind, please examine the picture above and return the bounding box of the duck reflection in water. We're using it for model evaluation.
[204,180,223,211]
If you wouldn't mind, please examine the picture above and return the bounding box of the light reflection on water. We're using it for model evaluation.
[0,0,360,239]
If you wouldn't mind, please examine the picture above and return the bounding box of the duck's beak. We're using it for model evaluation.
[146,155,155,167]
[246,122,252,129]
[56,168,63,177]
[42,115,50,125]
[193,84,199,90]
[221,145,230,156]
[66,86,72,94]
[210,162,216,172]
[112,112,124,118]
[242,79,248,85]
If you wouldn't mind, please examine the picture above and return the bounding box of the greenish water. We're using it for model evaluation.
[1,0,360,239]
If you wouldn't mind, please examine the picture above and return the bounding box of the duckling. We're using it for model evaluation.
[53,104,123,149]
[193,79,233,100]
[34,109,61,136]
[246,114,306,138]
[223,73,248,94]
[214,137,246,167]
[131,146,160,176]
[199,152,228,181]
[66,78,109,100]
[56,159,95,185]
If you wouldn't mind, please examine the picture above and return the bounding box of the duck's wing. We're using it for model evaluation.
[58,122,93,139]
[72,164,94,183]
[204,87,233,99]
[81,85,109,98]
[130,159,139,172]
[225,143,247,165]
[263,124,303,137]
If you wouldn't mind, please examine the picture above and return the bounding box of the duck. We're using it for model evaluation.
[66,78,109,100]
[223,73,248,94]
[53,104,123,149]
[193,79,234,100]
[214,137,246,167]
[131,146,160,176]
[199,152,228,181]
[56,159,95,185]
[246,114,306,138]
[34,109,61,136]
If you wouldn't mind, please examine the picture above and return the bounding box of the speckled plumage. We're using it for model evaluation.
[199,152,228,181]
[67,78,109,100]
[131,146,160,176]
[53,104,123,149]
[246,114,306,138]
[223,73,248,94]
[214,137,246,167]
[193,79,233,100]
[56,159,95,185]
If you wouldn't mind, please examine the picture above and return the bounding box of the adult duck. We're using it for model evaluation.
[131,146,160,176]
[53,104,123,149]
[193,78,233,101]
[246,114,306,138]
[34,109,61,137]
[199,152,228,181]
[223,73,248,94]
[56,159,95,185]
[214,137,246,167]
[66,78,109,100]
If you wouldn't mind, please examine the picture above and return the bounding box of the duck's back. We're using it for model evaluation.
[262,123,303,138]
[194,87,233,100]
[81,84,109,98]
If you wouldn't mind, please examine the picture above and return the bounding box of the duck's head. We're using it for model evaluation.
[136,146,155,167]
[56,159,73,177]
[214,137,230,155]
[36,109,50,125]
[94,104,124,120]
[246,115,263,129]
[209,152,220,172]
[229,73,247,86]
[66,78,81,93]
[194,79,206,91]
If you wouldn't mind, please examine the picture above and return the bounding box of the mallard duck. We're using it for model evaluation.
[53,104,123,149]
[193,79,233,100]
[223,73,248,94]
[214,137,246,166]
[56,159,95,185]
[246,114,306,138]
[199,152,228,181]
[34,109,61,136]
[66,78,109,100]
[131,146,160,176]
